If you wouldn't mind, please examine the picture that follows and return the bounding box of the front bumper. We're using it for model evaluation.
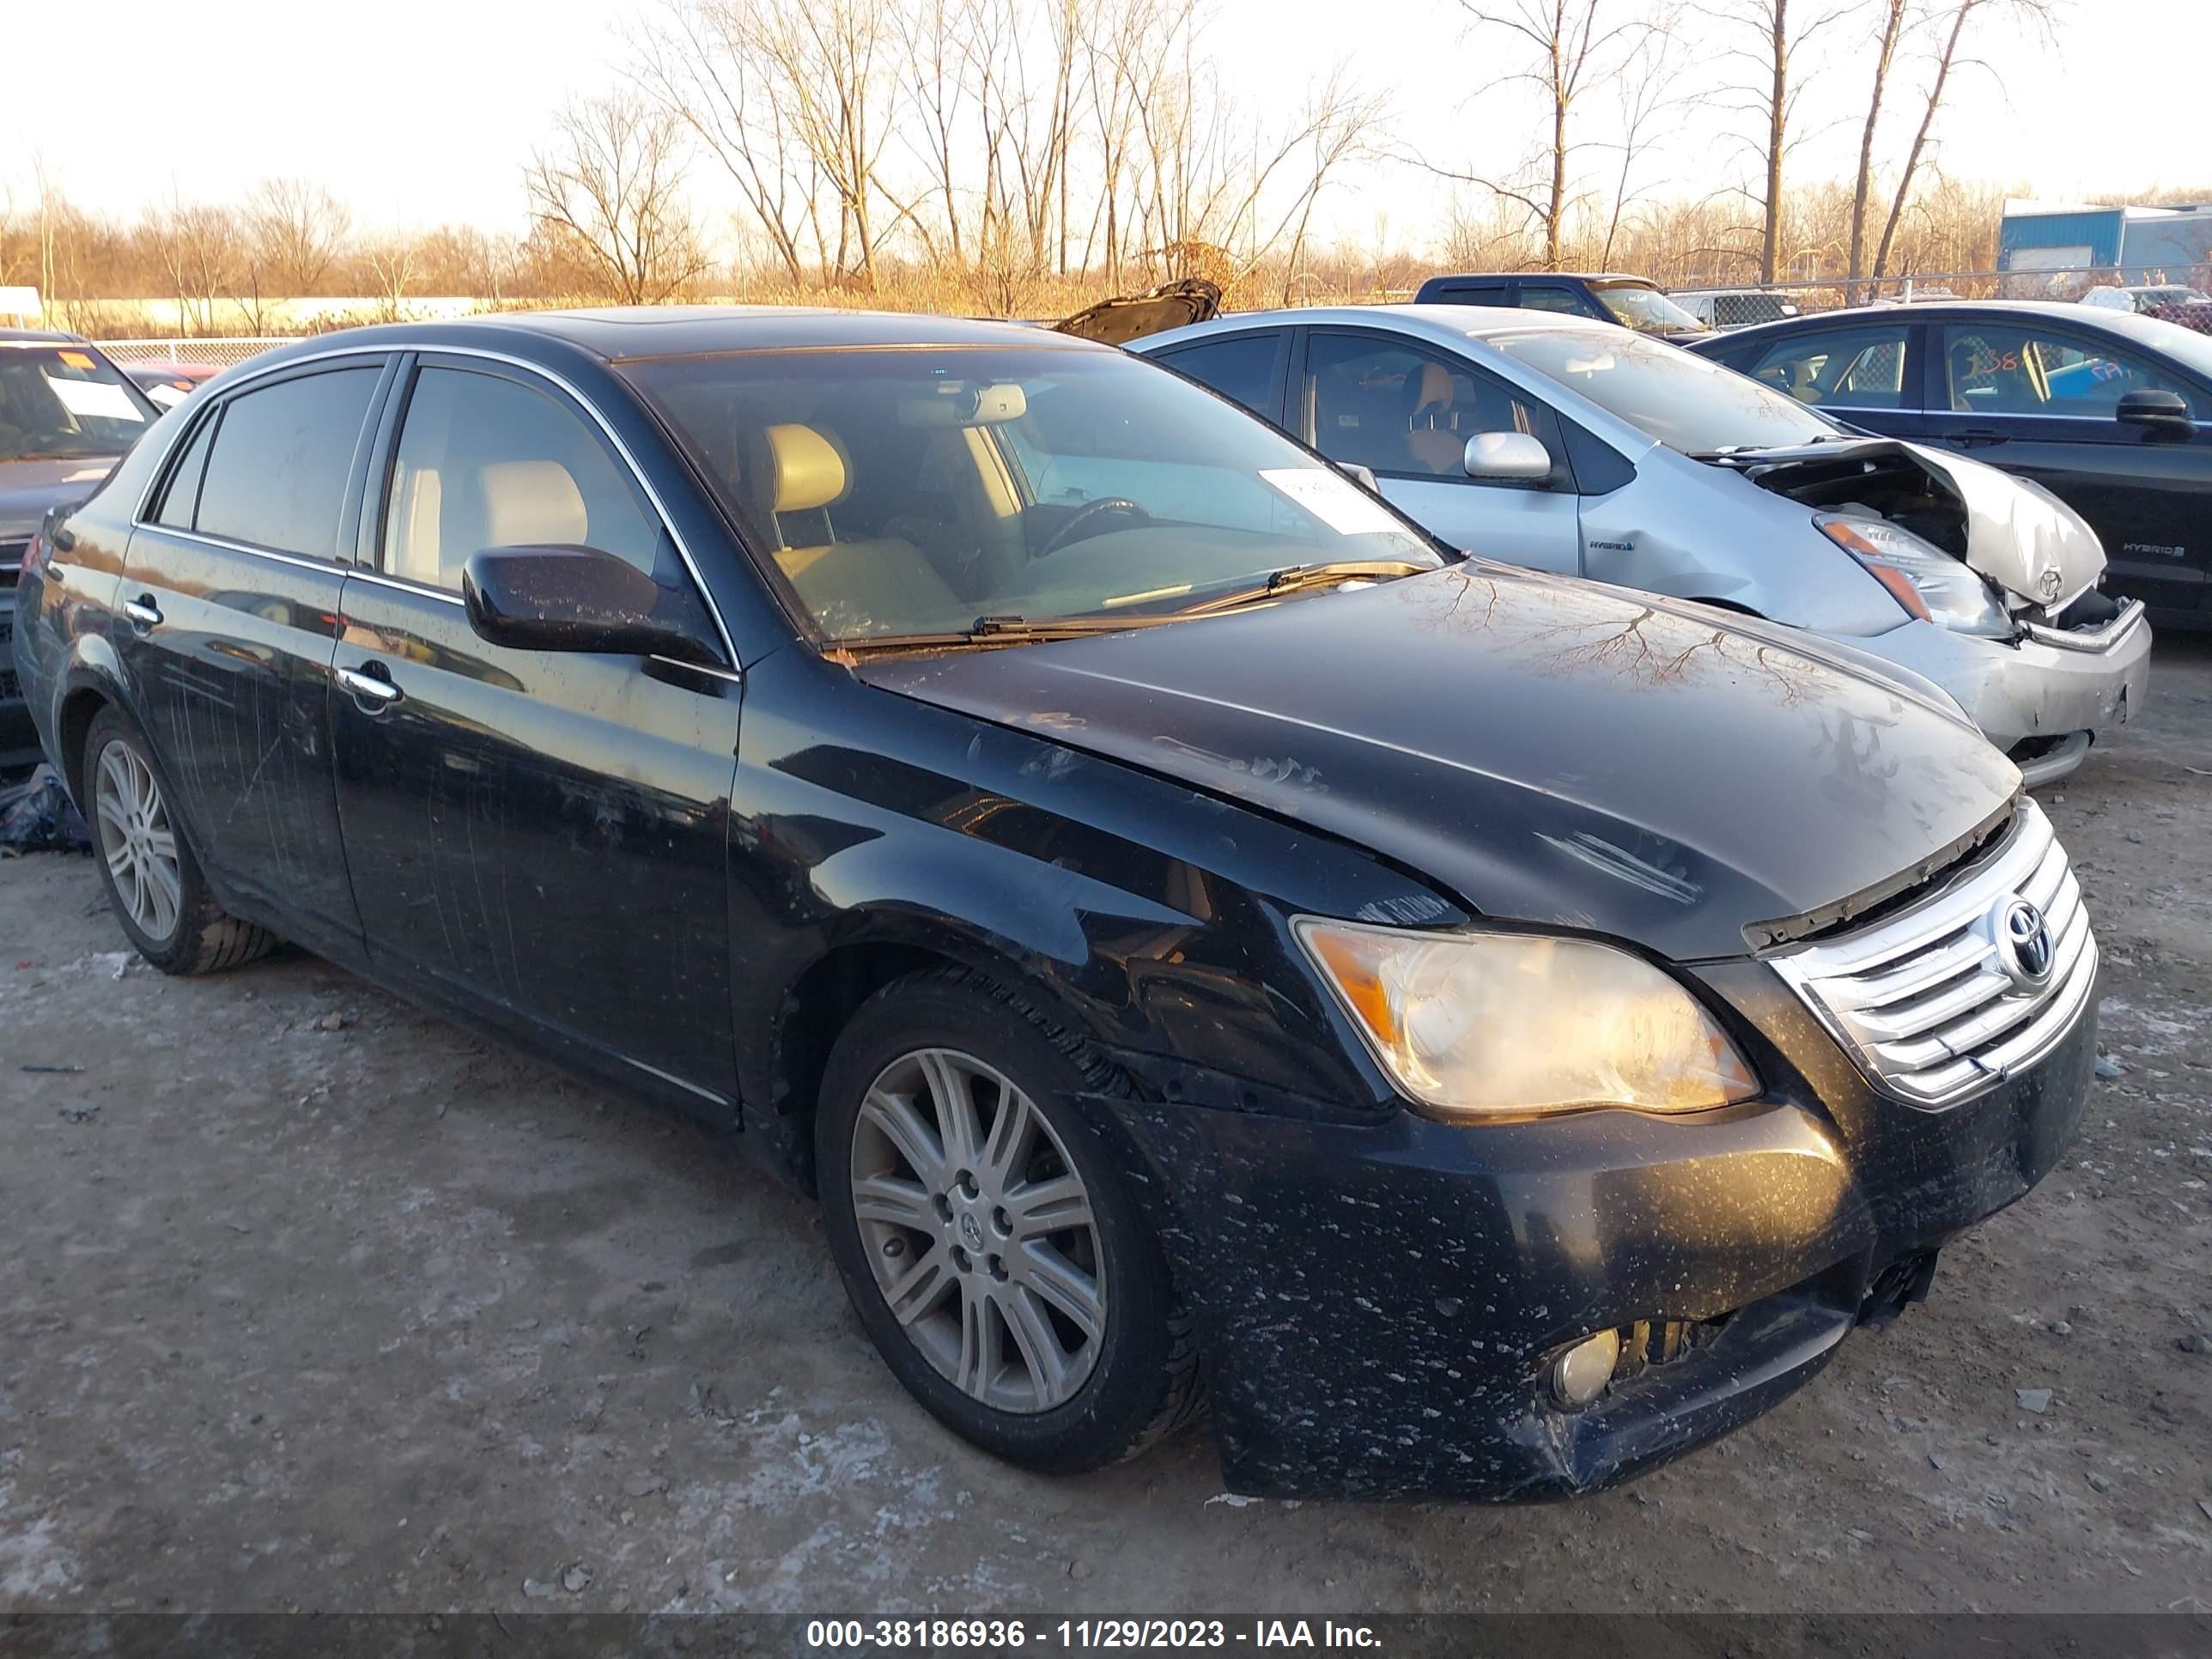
[1096,957,2094,1501]
[1,595,40,774]
[1836,602,2151,786]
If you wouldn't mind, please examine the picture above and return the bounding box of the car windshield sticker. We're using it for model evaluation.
[48,376,146,422]
[1258,468,1406,537]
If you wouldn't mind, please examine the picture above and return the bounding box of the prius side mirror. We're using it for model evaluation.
[2115,387,2191,436]
[1462,430,1553,483]
[1335,460,1380,492]
[462,544,724,665]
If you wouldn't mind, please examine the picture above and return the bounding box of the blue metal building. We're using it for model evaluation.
[2000,199,2212,280]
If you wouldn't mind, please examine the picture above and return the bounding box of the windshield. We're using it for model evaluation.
[1591,283,1709,335]
[0,344,157,460]
[2090,307,2212,381]
[622,346,1440,641]
[1494,326,1843,453]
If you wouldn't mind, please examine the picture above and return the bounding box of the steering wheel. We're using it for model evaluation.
[1036,496,1150,557]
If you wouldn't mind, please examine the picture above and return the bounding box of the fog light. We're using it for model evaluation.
[1549,1328,1621,1409]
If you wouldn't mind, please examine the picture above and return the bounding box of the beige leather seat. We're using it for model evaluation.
[755,422,965,630]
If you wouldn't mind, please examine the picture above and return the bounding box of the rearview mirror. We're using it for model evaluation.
[461,545,724,665]
[1462,430,1553,483]
[2115,387,2191,434]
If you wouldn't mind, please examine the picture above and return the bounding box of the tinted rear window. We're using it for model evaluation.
[1154,334,1282,415]
[193,368,380,558]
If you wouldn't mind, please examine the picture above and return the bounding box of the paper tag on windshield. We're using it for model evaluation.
[1259,468,1406,537]
[48,376,145,422]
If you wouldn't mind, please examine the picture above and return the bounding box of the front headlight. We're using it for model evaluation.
[1293,919,1759,1121]
[1818,515,2014,638]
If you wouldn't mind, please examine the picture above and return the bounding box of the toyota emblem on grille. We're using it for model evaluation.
[1996,896,2055,990]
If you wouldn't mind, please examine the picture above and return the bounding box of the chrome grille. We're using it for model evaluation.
[0,537,26,582]
[1770,799,2097,1106]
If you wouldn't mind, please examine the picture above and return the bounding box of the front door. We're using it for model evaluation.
[115,356,390,951]
[329,355,744,1113]
[1921,318,2211,617]
[1297,330,1583,573]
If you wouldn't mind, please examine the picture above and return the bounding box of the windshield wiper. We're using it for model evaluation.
[830,611,1188,656]
[1172,558,1436,617]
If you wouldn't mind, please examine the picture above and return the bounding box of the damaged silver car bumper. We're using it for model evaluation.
[1839,599,2151,787]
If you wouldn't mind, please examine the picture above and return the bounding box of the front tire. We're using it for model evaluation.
[816,969,1199,1474]
[83,705,277,976]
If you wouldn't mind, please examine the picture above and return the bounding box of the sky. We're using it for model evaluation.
[8,0,2210,253]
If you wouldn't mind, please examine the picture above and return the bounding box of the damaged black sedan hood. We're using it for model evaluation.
[856,563,2021,961]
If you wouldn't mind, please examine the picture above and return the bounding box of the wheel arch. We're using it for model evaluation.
[744,920,1082,1196]
[53,644,137,811]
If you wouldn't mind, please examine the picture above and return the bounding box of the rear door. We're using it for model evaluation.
[118,356,390,951]
[1294,329,1582,572]
[1919,317,2210,617]
[330,353,744,1114]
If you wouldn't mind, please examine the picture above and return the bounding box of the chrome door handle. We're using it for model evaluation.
[337,665,404,706]
[122,596,162,628]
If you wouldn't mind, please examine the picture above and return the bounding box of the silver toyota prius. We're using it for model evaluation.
[1135,305,2150,785]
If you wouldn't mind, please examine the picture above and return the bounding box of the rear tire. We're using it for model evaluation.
[82,705,277,976]
[816,968,1200,1474]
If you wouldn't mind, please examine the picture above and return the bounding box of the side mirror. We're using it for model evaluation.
[461,544,723,665]
[2115,387,2191,434]
[1462,430,1553,483]
[1335,460,1380,492]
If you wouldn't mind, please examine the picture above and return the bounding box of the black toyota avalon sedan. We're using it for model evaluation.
[11,309,2096,1500]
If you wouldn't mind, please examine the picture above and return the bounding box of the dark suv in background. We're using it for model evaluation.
[1414,271,1712,339]
[2,329,161,770]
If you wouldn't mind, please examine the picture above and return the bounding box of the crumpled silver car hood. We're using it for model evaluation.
[1730,436,2106,613]
[1903,442,2106,612]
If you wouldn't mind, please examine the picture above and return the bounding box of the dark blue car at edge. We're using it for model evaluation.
[11,307,2097,1500]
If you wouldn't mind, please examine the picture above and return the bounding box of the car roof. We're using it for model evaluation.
[236,306,1103,369]
[1688,296,2204,349]
[0,325,88,345]
[1423,271,1653,284]
[1135,302,1634,356]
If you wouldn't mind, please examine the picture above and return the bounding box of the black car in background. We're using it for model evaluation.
[1,329,161,770]
[1414,271,1712,339]
[12,309,2097,1500]
[1689,301,2212,629]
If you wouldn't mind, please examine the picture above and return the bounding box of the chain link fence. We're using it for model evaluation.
[92,338,291,368]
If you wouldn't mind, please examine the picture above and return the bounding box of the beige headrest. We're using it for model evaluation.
[480,459,587,547]
[1413,362,1455,416]
[764,423,847,514]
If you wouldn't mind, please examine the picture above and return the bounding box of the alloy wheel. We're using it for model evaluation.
[849,1047,1107,1413]
[94,738,182,944]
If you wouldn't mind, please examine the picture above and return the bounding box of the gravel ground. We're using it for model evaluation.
[1,636,2209,1619]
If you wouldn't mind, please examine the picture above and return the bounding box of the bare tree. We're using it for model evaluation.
[1844,0,1909,298]
[635,0,817,283]
[1870,0,2057,282]
[245,178,352,295]
[1699,0,1853,283]
[1431,2,1639,270]
[1596,6,1696,269]
[524,93,710,303]
[362,234,419,323]
[146,190,240,334]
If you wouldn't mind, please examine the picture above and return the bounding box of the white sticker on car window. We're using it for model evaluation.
[48,375,146,423]
[1258,468,1404,537]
